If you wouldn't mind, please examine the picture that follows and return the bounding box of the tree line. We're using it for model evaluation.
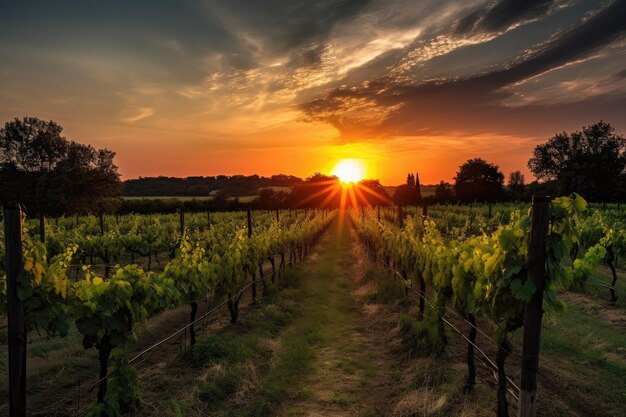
[398,121,625,205]
[1,117,624,216]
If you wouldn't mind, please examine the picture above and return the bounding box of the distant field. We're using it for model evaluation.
[123,185,434,202]
[123,196,214,201]
[383,185,436,198]
[123,195,258,202]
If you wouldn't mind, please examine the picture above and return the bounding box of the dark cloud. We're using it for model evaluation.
[455,0,564,34]
[302,0,626,138]
[614,69,626,80]
[209,0,374,64]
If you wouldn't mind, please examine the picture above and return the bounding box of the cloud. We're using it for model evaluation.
[121,107,154,123]
[302,0,626,139]
[455,0,566,35]
[614,68,626,80]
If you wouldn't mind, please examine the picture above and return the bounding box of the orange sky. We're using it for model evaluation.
[1,0,625,185]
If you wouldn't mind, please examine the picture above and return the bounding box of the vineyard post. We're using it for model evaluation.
[377,205,380,222]
[518,195,550,417]
[247,208,252,238]
[39,213,45,243]
[179,210,185,234]
[397,205,402,226]
[207,211,211,230]
[4,206,27,417]
[423,203,428,218]
[276,209,279,223]
[247,208,256,304]
[99,212,105,236]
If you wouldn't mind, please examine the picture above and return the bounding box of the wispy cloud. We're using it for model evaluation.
[121,107,154,123]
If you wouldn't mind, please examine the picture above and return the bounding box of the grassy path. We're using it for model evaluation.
[270,216,395,417]
[134,216,396,417]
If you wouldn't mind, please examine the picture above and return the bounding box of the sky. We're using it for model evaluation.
[1,0,625,185]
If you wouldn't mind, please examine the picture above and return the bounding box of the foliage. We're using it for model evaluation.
[393,172,422,205]
[0,235,76,336]
[454,158,505,203]
[528,121,626,202]
[351,194,607,415]
[507,171,525,201]
[0,208,335,410]
[0,116,122,216]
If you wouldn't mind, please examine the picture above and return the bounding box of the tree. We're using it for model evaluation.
[434,181,455,203]
[289,173,340,208]
[507,171,525,201]
[288,174,391,208]
[257,188,289,209]
[357,179,392,206]
[528,121,626,201]
[414,172,422,202]
[393,171,422,205]
[0,117,122,215]
[454,158,504,203]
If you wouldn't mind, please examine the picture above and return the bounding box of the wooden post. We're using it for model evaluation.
[247,208,255,303]
[361,207,365,222]
[4,206,27,417]
[423,203,428,218]
[179,210,185,234]
[99,212,105,236]
[518,195,550,417]
[207,211,211,230]
[247,208,252,238]
[39,213,45,244]
[397,205,402,227]
[377,205,380,222]
[276,209,279,223]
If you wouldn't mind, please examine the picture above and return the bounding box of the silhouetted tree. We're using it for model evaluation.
[289,174,390,209]
[0,117,122,215]
[454,158,504,203]
[257,188,290,209]
[434,181,455,203]
[507,171,525,201]
[357,179,392,206]
[393,171,422,205]
[528,121,626,201]
[414,172,422,202]
[289,173,340,208]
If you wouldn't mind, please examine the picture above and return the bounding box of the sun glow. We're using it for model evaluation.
[332,158,366,183]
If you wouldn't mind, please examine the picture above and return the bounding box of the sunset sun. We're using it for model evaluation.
[332,159,366,183]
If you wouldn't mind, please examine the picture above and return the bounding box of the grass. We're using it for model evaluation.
[227,220,361,416]
[148,219,365,416]
[0,325,97,402]
[366,269,407,304]
[588,265,626,308]
[538,304,626,415]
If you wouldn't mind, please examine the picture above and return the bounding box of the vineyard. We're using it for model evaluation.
[0,208,335,416]
[1,198,626,417]
[352,196,626,416]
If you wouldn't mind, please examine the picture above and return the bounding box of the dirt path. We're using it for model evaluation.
[273,216,397,417]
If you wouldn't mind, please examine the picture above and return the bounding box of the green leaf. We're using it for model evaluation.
[510,279,536,302]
